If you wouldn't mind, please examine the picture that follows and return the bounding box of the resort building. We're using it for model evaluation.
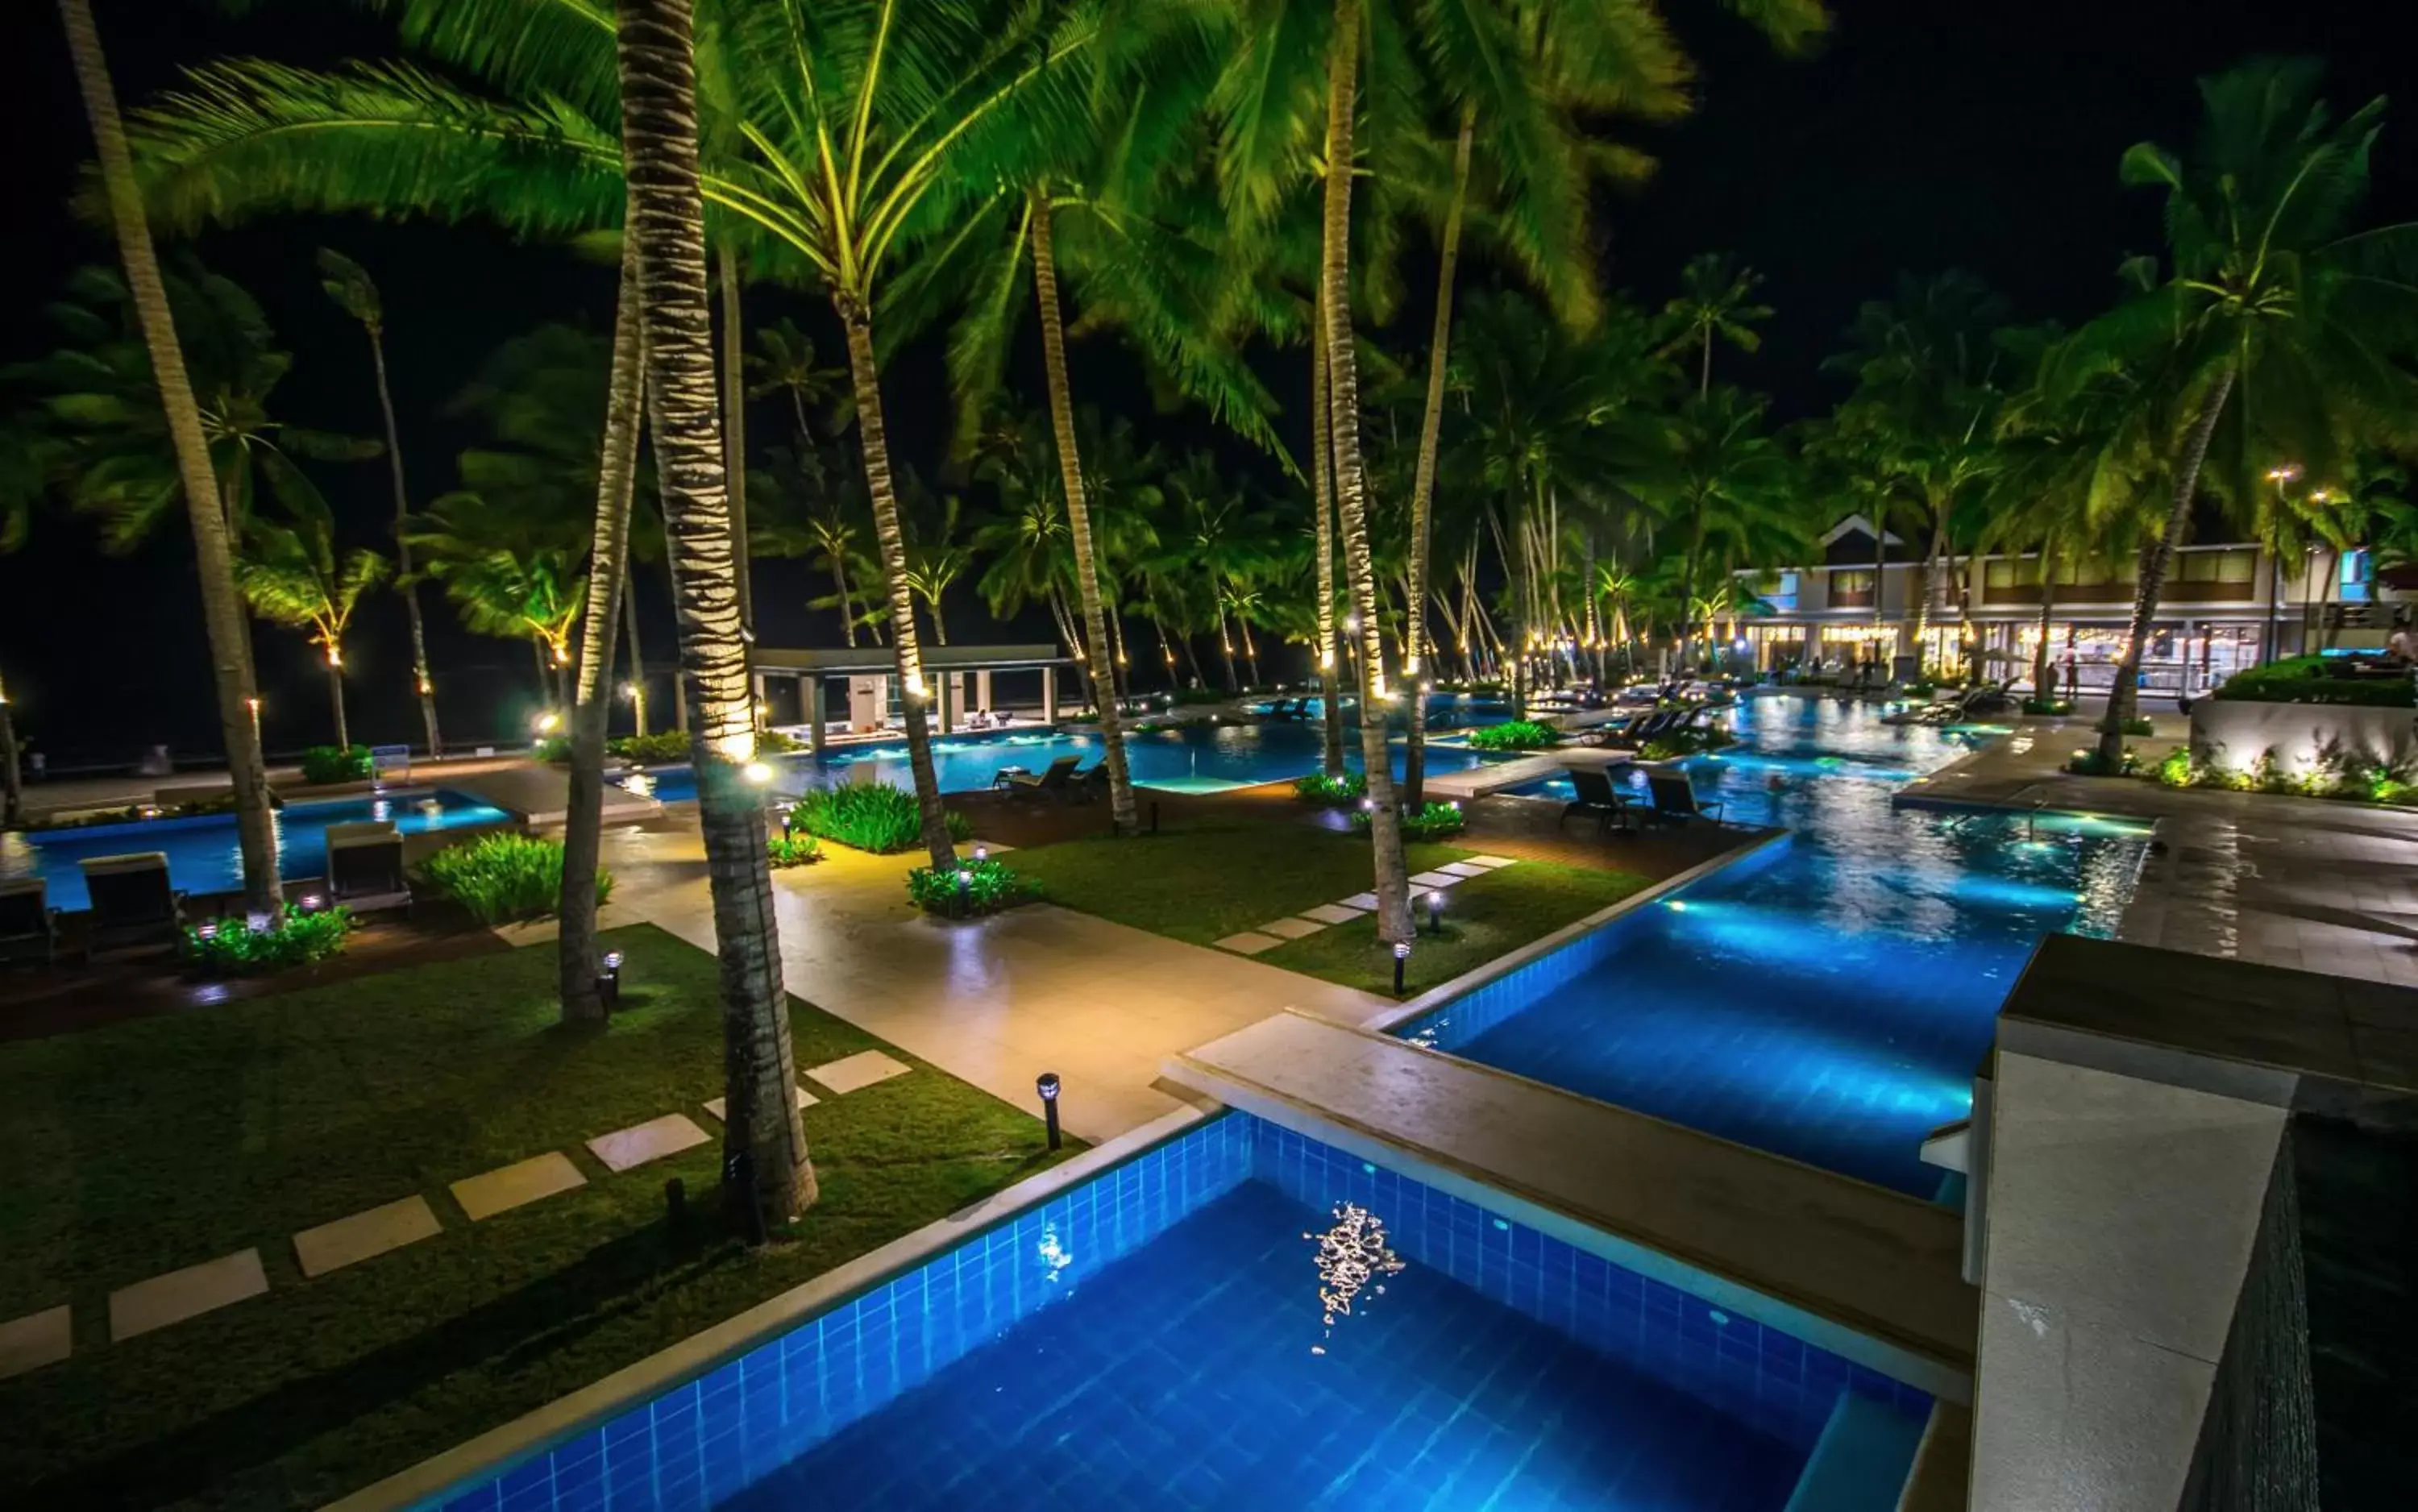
[1735,515,2397,693]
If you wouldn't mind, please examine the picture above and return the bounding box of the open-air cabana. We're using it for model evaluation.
[748,642,1074,753]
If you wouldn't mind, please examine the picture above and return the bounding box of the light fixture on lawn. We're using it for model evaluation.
[1036,1070,1062,1150]
[1392,938,1411,996]
[1426,890,1444,935]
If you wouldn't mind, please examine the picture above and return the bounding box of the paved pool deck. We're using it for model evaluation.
[1896,717,2418,989]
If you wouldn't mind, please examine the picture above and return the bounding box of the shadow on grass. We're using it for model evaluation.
[31,1218,738,1509]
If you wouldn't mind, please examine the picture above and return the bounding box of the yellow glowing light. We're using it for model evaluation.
[1319,650,1335,669]
[903,674,928,700]
[326,648,343,668]
[742,759,775,786]
[417,676,434,696]
[552,646,570,666]
[534,712,561,733]
[712,731,754,762]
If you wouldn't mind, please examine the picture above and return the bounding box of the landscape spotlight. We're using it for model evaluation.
[974,845,988,862]
[597,949,623,1011]
[1392,938,1411,996]
[1426,890,1444,934]
[742,759,775,786]
[1036,1071,1062,1150]
[534,711,560,734]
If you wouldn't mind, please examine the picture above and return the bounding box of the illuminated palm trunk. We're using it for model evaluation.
[1311,307,1345,776]
[1030,189,1138,836]
[2101,367,2234,764]
[60,0,280,912]
[1402,106,1473,811]
[326,660,349,750]
[1319,0,1411,946]
[359,311,442,757]
[614,0,813,1226]
[560,232,646,1024]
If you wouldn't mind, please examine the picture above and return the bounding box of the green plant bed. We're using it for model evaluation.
[1637,727,1738,762]
[2020,697,2074,716]
[1352,800,1467,842]
[24,791,268,833]
[765,833,821,869]
[2064,746,2142,777]
[2154,746,2418,804]
[298,745,374,785]
[907,858,1039,917]
[606,730,692,765]
[1263,861,1648,995]
[1465,719,1562,752]
[2213,654,2415,707]
[420,833,610,924]
[787,785,973,854]
[1292,771,1368,806]
[185,903,352,976]
[0,924,1078,1510]
[2121,716,2156,737]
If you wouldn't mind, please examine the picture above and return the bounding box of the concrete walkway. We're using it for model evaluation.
[1898,717,2418,988]
[580,823,1386,1142]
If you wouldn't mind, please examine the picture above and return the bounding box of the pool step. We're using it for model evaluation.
[1783,1390,1934,1512]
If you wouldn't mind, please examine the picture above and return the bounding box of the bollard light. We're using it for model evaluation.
[1037,1071,1063,1150]
[1426,890,1444,935]
[597,949,624,1011]
[742,759,775,787]
[1393,939,1411,997]
[974,845,988,862]
[300,893,323,913]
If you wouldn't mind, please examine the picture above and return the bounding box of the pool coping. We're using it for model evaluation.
[322,1103,1215,1512]
[1352,824,1794,1036]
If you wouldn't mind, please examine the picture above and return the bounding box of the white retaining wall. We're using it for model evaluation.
[2188,699,2418,776]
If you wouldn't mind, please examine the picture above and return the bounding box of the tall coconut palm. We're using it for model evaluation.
[56,0,278,912]
[2050,59,2418,762]
[318,247,442,755]
[1660,253,1775,398]
[558,231,648,1025]
[235,509,388,750]
[405,494,587,705]
[613,0,812,1228]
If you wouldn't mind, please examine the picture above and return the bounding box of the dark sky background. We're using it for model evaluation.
[2,0,2411,765]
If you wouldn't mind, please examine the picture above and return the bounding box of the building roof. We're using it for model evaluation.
[752,642,1067,676]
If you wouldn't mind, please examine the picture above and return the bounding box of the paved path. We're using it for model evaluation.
[1898,718,2418,988]
[584,824,1386,1142]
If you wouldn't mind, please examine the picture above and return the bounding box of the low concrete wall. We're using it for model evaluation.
[2188,700,2418,776]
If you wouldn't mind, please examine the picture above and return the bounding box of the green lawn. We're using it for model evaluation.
[1003,817,1472,945]
[0,924,1078,1510]
[1262,858,1648,995]
[1007,817,1647,995]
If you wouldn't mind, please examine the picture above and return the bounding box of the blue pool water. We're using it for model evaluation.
[441,1115,1927,1512]
[1408,695,2148,1198]
[636,721,1505,804]
[0,789,511,911]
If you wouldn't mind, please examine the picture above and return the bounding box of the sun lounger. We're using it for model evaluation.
[79,852,187,962]
[0,877,60,967]
[997,754,1082,801]
[1560,767,1635,836]
[325,820,413,916]
[1645,771,1728,827]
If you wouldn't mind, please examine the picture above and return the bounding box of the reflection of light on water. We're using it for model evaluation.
[1303,1203,1406,1356]
[372,799,392,821]
[620,772,656,798]
[1036,1219,1072,1284]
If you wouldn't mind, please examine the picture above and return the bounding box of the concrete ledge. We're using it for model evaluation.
[1166,1011,1976,1401]
[326,1104,1212,1512]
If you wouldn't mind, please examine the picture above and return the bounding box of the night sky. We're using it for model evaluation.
[2,0,2410,764]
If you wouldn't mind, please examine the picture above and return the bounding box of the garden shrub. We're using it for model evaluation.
[1293,771,1369,805]
[185,903,351,976]
[607,730,692,765]
[1465,719,1562,752]
[2064,746,2140,777]
[533,735,571,763]
[2156,747,2196,787]
[422,833,611,924]
[766,833,821,869]
[1352,800,1467,842]
[2213,654,2415,707]
[299,745,375,784]
[2122,716,2156,737]
[908,857,1038,917]
[1638,726,1739,762]
[787,784,971,854]
[2019,696,2073,716]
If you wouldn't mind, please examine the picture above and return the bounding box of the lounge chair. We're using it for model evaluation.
[996,754,1082,801]
[79,852,186,962]
[1645,771,1727,827]
[325,820,412,916]
[0,877,60,967]
[1560,767,1635,836]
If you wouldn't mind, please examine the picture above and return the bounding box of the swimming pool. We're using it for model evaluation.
[0,790,512,912]
[1402,694,2148,1199]
[434,1113,1929,1511]
[634,721,1506,804]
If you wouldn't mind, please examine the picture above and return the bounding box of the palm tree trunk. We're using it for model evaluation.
[560,231,647,1025]
[833,297,954,870]
[364,320,442,757]
[615,0,812,1226]
[1311,301,1345,775]
[1029,191,1137,835]
[1319,0,1410,946]
[1676,495,1707,673]
[621,571,649,736]
[1700,326,1713,399]
[717,250,754,649]
[1402,105,1473,812]
[2033,553,2058,700]
[1107,602,1130,702]
[2101,365,2236,763]
[0,675,19,828]
[1912,505,1946,665]
[1214,606,1240,692]
[327,662,349,750]
[60,0,280,912]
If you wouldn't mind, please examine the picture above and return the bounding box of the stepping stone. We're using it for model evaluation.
[1215,930,1286,956]
[293,1196,442,1279]
[451,1152,588,1222]
[0,1306,71,1381]
[702,1085,819,1123]
[1340,892,1379,911]
[804,1049,913,1096]
[1409,870,1465,889]
[1437,861,1492,878]
[110,1250,268,1341]
[1465,854,1519,870]
[1302,903,1367,925]
[1257,916,1325,940]
[586,1113,713,1173]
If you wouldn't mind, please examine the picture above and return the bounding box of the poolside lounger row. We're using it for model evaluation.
[991,754,1110,804]
[1558,767,1731,834]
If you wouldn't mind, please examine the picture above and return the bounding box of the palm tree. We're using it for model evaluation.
[318,247,442,756]
[56,0,279,912]
[614,0,812,1229]
[1636,389,1796,669]
[2051,59,2418,762]
[901,491,973,648]
[405,495,586,705]
[235,509,388,750]
[1660,253,1775,398]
